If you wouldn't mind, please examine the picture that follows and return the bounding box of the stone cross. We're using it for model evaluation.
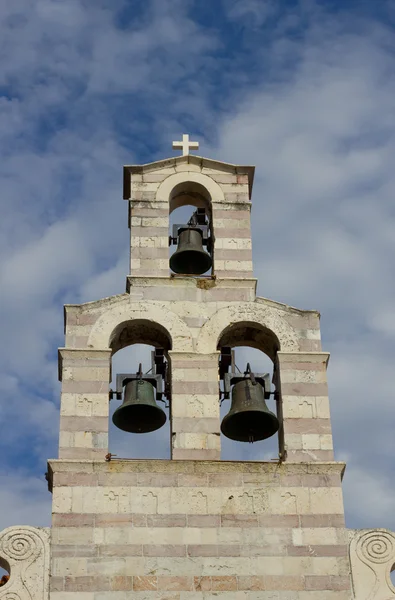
[172,134,199,156]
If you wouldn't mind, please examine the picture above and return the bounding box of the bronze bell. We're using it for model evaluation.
[112,379,166,434]
[221,378,279,443]
[170,227,212,275]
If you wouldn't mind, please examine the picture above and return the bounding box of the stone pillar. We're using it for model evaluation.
[211,173,253,279]
[58,348,111,460]
[277,351,334,462]
[129,199,169,277]
[169,352,220,460]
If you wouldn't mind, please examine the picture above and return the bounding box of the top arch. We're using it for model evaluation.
[156,171,225,210]
[88,301,193,352]
[196,302,299,357]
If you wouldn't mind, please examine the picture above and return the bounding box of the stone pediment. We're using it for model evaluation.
[123,154,255,199]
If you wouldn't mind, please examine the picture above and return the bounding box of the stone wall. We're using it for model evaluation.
[48,459,351,599]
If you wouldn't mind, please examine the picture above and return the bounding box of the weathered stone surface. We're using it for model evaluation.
[349,529,395,600]
[0,526,50,600]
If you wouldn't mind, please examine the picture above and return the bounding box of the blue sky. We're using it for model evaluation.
[1,0,395,534]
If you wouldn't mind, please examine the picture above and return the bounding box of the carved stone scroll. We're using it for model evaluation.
[0,526,50,600]
[349,528,395,600]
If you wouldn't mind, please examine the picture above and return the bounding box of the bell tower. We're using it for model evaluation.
[47,136,352,599]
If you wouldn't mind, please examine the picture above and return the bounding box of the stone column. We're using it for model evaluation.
[169,352,220,460]
[129,199,169,277]
[277,351,334,462]
[58,348,112,460]
[211,175,253,279]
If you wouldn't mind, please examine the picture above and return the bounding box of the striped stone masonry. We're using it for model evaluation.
[277,352,333,462]
[48,459,351,599]
[58,349,111,460]
[130,201,169,277]
[124,156,255,280]
[169,352,220,460]
[212,201,254,279]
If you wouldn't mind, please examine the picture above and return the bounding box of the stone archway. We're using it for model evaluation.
[156,171,225,209]
[88,301,193,352]
[196,302,299,358]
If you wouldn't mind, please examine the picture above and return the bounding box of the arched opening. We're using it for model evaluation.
[218,321,280,362]
[218,322,281,461]
[0,558,10,588]
[169,182,213,277]
[169,181,211,214]
[109,320,172,459]
[110,319,172,354]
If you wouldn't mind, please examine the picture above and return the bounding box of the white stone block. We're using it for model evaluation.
[131,181,160,192]
[52,486,73,513]
[293,527,338,545]
[319,434,333,450]
[282,397,317,418]
[171,395,219,418]
[59,431,74,447]
[214,238,252,250]
[173,432,209,450]
[172,368,219,382]
[73,431,94,448]
[175,163,202,172]
[316,396,331,418]
[305,328,322,340]
[223,260,253,271]
[54,527,94,545]
[309,488,344,514]
[302,434,321,450]
[140,259,168,270]
[52,557,88,576]
[141,217,168,227]
[285,434,303,450]
[214,218,250,229]
[280,370,327,383]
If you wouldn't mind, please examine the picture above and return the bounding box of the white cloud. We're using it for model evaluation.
[224,0,277,27]
[0,472,51,531]
[0,0,223,525]
[209,12,395,529]
[342,463,395,530]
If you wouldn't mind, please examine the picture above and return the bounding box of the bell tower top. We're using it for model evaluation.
[122,146,256,280]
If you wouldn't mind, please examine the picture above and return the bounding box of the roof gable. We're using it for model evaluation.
[123,154,255,199]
